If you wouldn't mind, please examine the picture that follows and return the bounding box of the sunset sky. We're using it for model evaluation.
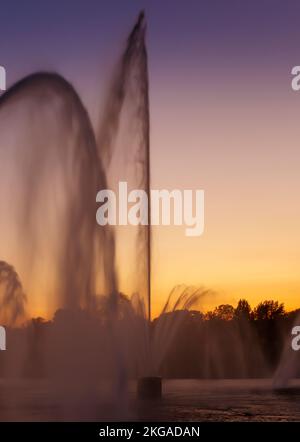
[0,0,300,318]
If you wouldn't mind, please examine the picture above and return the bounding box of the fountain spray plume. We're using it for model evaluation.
[97,10,151,321]
[0,73,116,314]
[0,261,27,327]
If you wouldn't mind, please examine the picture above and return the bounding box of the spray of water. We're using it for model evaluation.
[0,11,288,421]
[0,261,26,326]
[0,12,151,317]
[0,12,153,415]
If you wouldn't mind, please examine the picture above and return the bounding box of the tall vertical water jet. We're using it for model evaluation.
[96,12,154,385]
[97,11,151,322]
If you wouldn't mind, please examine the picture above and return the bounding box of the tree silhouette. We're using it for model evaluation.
[213,304,235,321]
[253,300,285,321]
[1,297,299,380]
[235,299,251,321]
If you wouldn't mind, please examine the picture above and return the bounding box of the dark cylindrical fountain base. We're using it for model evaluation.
[137,376,162,399]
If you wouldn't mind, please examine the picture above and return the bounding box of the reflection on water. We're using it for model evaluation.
[1,379,300,422]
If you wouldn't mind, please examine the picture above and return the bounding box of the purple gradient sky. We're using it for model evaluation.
[1,1,300,316]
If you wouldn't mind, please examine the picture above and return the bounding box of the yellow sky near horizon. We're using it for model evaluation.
[148,75,300,318]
